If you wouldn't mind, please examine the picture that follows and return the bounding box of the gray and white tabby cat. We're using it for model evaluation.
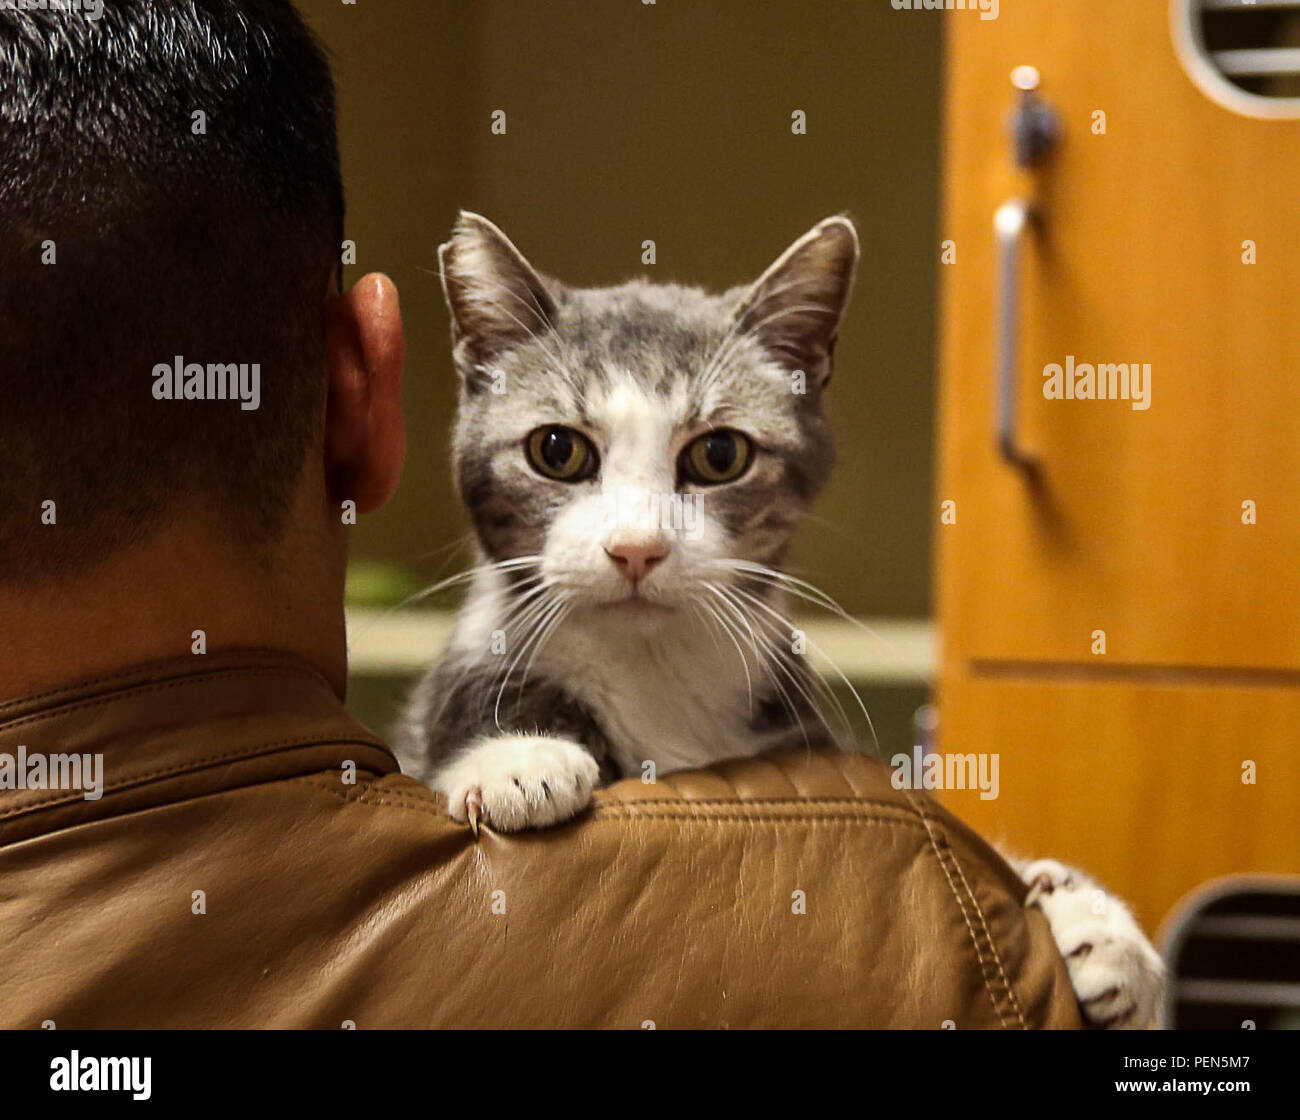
[396,212,1164,1028]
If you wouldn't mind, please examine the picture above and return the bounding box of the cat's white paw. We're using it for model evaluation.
[1022,858,1165,1029]
[434,734,600,832]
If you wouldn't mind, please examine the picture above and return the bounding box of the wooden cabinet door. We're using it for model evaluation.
[937,1,1300,928]
[938,678,1300,931]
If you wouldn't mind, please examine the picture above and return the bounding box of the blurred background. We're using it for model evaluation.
[299,0,1300,1027]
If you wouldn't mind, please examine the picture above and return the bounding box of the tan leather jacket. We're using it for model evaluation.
[0,651,1081,1028]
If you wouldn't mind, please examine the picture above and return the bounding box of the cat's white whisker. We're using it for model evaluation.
[428,567,556,707]
[695,596,756,717]
[719,559,910,663]
[495,585,564,659]
[726,584,864,747]
[707,582,822,751]
[492,593,569,729]
[728,583,880,755]
[711,581,848,749]
[729,570,848,624]
[525,600,574,687]
[348,556,545,649]
[702,581,803,731]
[516,594,573,692]
[686,602,728,662]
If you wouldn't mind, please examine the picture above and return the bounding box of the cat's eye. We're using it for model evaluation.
[525,425,598,482]
[680,429,753,485]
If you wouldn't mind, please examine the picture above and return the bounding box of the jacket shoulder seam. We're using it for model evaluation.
[0,735,389,820]
[0,666,337,735]
[294,775,443,814]
[295,777,941,831]
[900,787,1027,1029]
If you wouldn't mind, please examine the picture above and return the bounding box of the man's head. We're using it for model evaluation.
[0,0,405,696]
[0,0,403,581]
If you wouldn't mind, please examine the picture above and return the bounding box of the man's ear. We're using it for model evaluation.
[324,272,406,513]
[732,215,859,387]
[438,211,557,374]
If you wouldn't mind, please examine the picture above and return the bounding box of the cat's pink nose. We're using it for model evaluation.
[604,531,669,586]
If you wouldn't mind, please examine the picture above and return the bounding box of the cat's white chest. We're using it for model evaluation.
[540,620,769,777]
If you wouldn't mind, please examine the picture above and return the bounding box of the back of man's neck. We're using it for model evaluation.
[0,522,347,703]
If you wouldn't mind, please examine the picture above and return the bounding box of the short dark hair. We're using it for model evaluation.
[0,0,344,579]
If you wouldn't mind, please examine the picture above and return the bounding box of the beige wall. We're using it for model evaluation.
[298,0,940,616]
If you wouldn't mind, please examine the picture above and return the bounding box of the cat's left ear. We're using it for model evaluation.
[733,215,858,387]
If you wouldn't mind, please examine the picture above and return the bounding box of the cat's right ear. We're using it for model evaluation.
[438,212,557,370]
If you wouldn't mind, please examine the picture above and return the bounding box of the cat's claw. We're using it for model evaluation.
[437,734,599,833]
[1021,858,1165,1029]
[465,787,483,836]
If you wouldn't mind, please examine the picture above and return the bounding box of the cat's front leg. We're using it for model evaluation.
[1018,857,1166,1029]
[434,734,601,833]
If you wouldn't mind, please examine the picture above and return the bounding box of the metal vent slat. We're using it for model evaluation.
[1202,0,1300,11]
[1177,0,1300,113]
[1163,878,1300,1029]
[1178,979,1300,1009]
[1212,47,1300,76]
[1192,914,1300,941]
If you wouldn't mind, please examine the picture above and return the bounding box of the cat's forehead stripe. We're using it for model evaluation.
[588,379,679,456]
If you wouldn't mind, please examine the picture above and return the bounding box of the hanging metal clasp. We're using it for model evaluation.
[1008,65,1060,168]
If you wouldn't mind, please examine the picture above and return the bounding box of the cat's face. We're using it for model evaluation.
[439,213,857,629]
